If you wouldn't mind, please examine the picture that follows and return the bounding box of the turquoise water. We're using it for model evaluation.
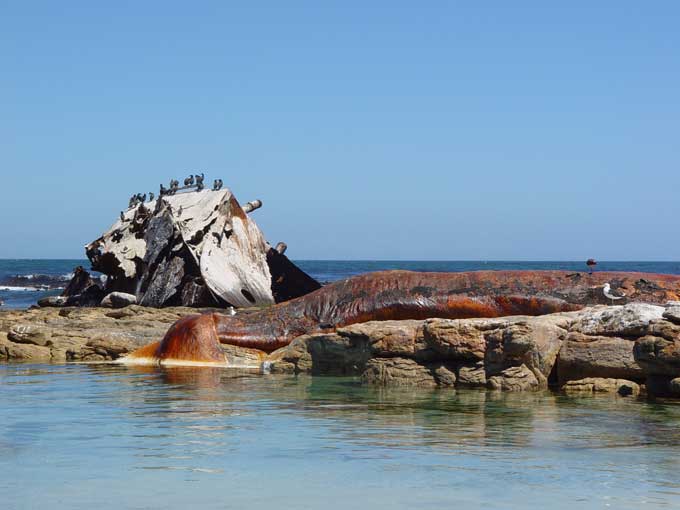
[2,363,680,509]
[2,259,680,309]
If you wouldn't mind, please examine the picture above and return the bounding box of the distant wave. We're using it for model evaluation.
[0,286,46,292]
[0,273,71,291]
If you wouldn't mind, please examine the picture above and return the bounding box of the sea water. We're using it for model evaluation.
[3,260,680,509]
[1,364,679,509]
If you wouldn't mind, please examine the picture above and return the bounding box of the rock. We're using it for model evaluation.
[645,319,680,341]
[645,375,675,397]
[484,318,566,386]
[60,266,104,306]
[662,302,680,325]
[432,363,457,387]
[338,320,432,359]
[562,378,640,396]
[570,303,664,337]
[361,358,437,387]
[487,364,540,392]
[0,305,256,363]
[7,324,52,346]
[457,361,487,387]
[101,292,137,308]
[6,297,680,396]
[221,344,266,367]
[557,333,644,384]
[670,377,680,395]
[634,335,680,376]
[37,296,68,307]
[267,332,370,375]
[0,332,51,361]
[424,319,487,360]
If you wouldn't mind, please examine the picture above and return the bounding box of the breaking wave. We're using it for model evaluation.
[0,273,72,291]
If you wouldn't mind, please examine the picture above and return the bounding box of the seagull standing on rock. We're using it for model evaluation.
[603,283,626,305]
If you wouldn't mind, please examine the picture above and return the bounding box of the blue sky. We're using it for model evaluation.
[1,1,678,260]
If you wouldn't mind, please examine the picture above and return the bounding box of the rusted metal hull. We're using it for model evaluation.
[126,270,680,363]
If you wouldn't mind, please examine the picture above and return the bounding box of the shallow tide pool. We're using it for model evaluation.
[1,363,679,509]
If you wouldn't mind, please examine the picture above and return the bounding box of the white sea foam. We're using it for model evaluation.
[0,286,41,292]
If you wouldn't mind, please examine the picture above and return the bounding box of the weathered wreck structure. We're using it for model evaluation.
[126,269,680,357]
[65,184,319,308]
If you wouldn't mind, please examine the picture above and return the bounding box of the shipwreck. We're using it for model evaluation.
[55,177,320,308]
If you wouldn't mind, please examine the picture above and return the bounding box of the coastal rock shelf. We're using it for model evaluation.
[0,306,262,366]
[265,302,680,397]
[3,301,680,397]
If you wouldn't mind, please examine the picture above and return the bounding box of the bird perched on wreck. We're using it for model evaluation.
[159,184,168,196]
[195,173,205,191]
[184,175,195,186]
[148,192,154,202]
[213,179,223,191]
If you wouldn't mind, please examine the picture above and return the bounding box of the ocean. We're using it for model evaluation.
[2,260,680,508]
[1,365,679,509]
[2,259,680,310]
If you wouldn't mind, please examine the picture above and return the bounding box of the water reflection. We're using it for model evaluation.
[1,363,680,509]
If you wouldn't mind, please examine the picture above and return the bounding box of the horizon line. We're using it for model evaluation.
[1,258,679,263]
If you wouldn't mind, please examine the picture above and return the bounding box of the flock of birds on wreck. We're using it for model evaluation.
[126,173,224,210]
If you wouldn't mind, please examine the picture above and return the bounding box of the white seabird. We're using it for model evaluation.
[603,283,626,305]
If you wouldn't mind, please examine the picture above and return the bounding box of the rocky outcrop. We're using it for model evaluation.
[5,301,680,397]
[265,302,680,395]
[0,306,263,366]
[557,333,644,383]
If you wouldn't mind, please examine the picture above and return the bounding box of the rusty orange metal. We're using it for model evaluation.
[128,270,680,362]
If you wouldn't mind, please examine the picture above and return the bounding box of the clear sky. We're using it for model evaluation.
[1,1,678,260]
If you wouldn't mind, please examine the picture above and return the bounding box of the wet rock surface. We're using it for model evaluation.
[562,378,641,396]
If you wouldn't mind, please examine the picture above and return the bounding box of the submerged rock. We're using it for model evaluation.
[488,365,540,392]
[562,378,640,396]
[361,358,438,387]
